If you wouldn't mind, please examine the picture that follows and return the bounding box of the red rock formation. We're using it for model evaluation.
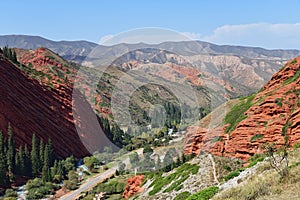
[122,175,144,199]
[184,56,300,161]
[0,51,91,157]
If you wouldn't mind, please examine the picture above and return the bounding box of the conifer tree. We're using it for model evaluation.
[31,134,39,177]
[7,125,16,182]
[15,153,20,175]
[0,131,9,186]
[18,146,26,176]
[39,138,44,172]
[42,142,51,182]
[24,145,32,177]
[47,139,54,166]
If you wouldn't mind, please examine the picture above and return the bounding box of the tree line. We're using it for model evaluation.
[1,46,18,64]
[0,125,74,188]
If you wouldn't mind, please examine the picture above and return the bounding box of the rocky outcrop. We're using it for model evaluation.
[122,175,144,199]
[0,51,91,157]
[184,56,300,161]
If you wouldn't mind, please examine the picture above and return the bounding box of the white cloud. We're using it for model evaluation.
[202,23,300,49]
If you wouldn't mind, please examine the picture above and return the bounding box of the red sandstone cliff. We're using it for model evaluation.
[0,50,93,157]
[184,56,300,160]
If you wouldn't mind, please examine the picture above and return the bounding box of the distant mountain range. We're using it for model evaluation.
[1,35,300,63]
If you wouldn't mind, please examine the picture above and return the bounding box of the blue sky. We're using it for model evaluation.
[2,0,300,49]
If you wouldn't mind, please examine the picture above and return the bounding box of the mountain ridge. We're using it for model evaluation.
[1,34,300,64]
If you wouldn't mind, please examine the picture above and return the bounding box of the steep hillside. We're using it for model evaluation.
[0,51,91,157]
[184,56,300,160]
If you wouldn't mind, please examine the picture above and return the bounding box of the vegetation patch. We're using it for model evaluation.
[250,133,264,142]
[248,154,265,168]
[210,136,223,143]
[224,94,256,133]
[149,163,199,195]
[174,191,191,200]
[223,170,240,181]
[275,98,283,107]
[186,186,219,200]
[283,69,300,85]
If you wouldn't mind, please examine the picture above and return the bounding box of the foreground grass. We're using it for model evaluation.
[212,148,300,200]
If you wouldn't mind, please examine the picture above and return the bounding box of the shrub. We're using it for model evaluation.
[283,69,300,85]
[96,180,126,194]
[5,189,17,198]
[186,186,219,200]
[250,134,264,142]
[274,98,282,107]
[223,170,240,181]
[223,165,232,171]
[26,178,56,199]
[174,191,191,200]
[293,142,300,149]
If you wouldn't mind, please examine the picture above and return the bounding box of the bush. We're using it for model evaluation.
[223,165,232,171]
[26,178,56,200]
[248,154,265,168]
[186,186,219,200]
[5,189,17,198]
[223,170,240,181]
[174,191,191,200]
[64,171,78,190]
[96,180,126,195]
[250,134,264,142]
[293,142,300,149]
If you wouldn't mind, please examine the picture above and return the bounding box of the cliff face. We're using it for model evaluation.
[184,56,300,160]
[0,51,90,158]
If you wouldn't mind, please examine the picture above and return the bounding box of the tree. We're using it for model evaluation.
[42,142,51,182]
[7,125,16,182]
[162,149,175,172]
[84,156,99,171]
[47,139,54,167]
[129,152,140,168]
[0,132,9,186]
[143,145,154,155]
[51,160,63,183]
[11,50,17,63]
[18,146,26,176]
[5,189,17,198]
[31,134,39,177]
[0,160,8,186]
[118,162,126,174]
[39,138,44,172]
[64,171,78,190]
[24,144,32,177]
[62,155,76,173]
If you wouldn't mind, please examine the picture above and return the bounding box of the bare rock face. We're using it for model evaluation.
[122,175,144,199]
[184,56,300,161]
